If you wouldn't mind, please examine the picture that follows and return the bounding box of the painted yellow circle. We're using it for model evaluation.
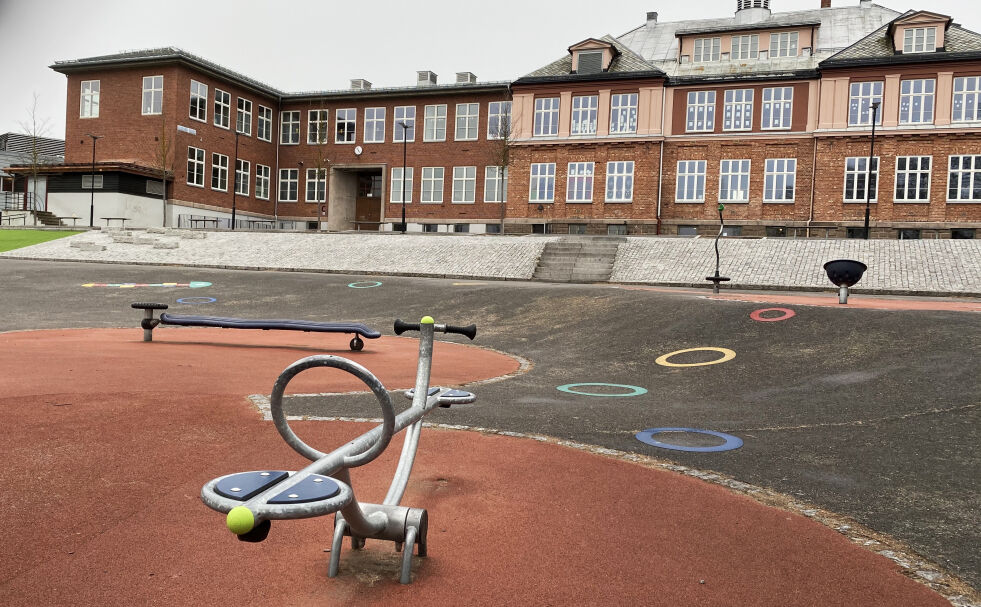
[655,347,736,368]
[420,316,435,324]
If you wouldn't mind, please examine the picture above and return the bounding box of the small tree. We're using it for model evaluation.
[310,99,331,231]
[154,115,176,227]
[17,93,51,225]
[490,107,514,234]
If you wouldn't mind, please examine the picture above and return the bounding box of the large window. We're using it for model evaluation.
[676,160,706,202]
[686,91,716,132]
[281,111,300,144]
[390,167,413,203]
[81,80,100,118]
[335,108,356,143]
[694,37,721,62]
[848,81,884,126]
[953,77,981,123]
[571,95,598,135]
[305,168,327,202]
[214,89,230,128]
[769,32,799,58]
[605,161,634,202]
[189,80,206,122]
[279,169,298,202]
[394,106,416,142]
[421,167,444,203]
[142,75,163,115]
[761,87,793,129]
[899,79,935,124]
[235,159,250,196]
[236,98,252,135]
[764,158,796,202]
[843,157,879,202]
[306,110,329,144]
[257,106,272,142]
[484,166,508,202]
[948,155,981,201]
[452,166,477,203]
[256,164,270,200]
[211,153,228,191]
[187,146,205,187]
[487,101,511,139]
[534,97,560,136]
[895,156,931,202]
[364,107,386,143]
[567,162,595,202]
[424,104,447,142]
[903,27,936,53]
[731,35,759,60]
[529,163,555,202]
[719,159,751,202]
[723,89,753,131]
[455,103,479,141]
[610,93,638,134]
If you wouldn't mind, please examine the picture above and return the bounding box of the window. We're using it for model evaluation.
[486,224,502,234]
[686,91,716,132]
[452,167,476,203]
[608,224,628,236]
[453,224,470,233]
[421,167,444,203]
[305,168,327,202]
[335,109,356,143]
[257,106,272,142]
[678,225,698,236]
[694,37,721,62]
[256,164,270,200]
[731,35,759,60]
[761,87,793,129]
[769,32,799,58]
[605,161,634,202]
[948,155,981,201]
[898,229,921,240]
[142,75,163,115]
[281,111,300,144]
[214,89,230,128]
[952,228,976,239]
[424,104,447,142]
[364,107,385,143]
[534,97,560,136]
[145,179,163,195]
[764,158,796,202]
[577,51,604,74]
[848,82,884,126]
[899,79,935,124]
[394,106,416,142]
[423,224,439,233]
[765,226,792,237]
[610,93,638,134]
[843,157,879,203]
[676,160,707,202]
[532,224,553,234]
[895,156,931,202]
[80,80,100,118]
[846,227,868,239]
[571,95,598,135]
[211,153,228,191]
[567,162,595,202]
[390,167,413,203]
[187,147,205,187]
[568,224,587,235]
[529,163,556,202]
[484,166,508,202]
[81,175,104,189]
[903,27,937,53]
[304,110,329,144]
[235,98,252,135]
[279,168,298,202]
[488,101,512,139]
[952,77,981,123]
[455,103,479,141]
[721,226,742,237]
[719,159,751,202]
[235,159,250,196]
[723,89,753,131]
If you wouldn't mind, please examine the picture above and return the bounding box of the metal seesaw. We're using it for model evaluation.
[200,316,477,584]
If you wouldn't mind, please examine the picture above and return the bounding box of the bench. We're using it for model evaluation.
[101,216,130,227]
[131,303,381,350]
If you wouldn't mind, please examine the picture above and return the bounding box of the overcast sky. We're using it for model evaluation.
[1,0,978,138]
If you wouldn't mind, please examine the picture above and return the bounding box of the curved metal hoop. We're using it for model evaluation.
[270,355,396,468]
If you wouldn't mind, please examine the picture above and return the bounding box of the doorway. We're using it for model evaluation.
[327,166,383,231]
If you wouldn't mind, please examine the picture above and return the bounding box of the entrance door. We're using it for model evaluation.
[355,173,382,230]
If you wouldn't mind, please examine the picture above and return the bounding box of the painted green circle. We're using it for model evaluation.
[556,383,648,397]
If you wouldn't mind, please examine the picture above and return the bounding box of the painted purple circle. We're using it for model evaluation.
[750,307,796,322]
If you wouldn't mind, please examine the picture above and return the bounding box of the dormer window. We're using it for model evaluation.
[732,34,759,60]
[577,51,604,74]
[903,27,937,53]
[770,32,799,58]
[694,37,721,62]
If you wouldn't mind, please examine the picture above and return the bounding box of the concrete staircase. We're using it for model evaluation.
[33,210,64,227]
[533,236,625,283]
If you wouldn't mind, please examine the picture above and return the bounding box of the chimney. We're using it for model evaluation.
[859,0,871,7]
[735,0,771,24]
[456,72,477,84]
[350,78,371,91]
[417,70,438,87]
[646,11,658,23]
[821,0,831,7]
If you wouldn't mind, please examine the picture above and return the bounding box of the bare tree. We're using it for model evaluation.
[489,95,514,234]
[154,115,176,227]
[17,93,51,225]
[310,99,331,231]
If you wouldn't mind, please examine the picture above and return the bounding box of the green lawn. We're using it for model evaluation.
[0,230,82,252]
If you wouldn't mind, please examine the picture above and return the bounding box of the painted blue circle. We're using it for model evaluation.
[347,281,382,289]
[635,428,743,452]
[556,383,648,397]
[176,296,216,304]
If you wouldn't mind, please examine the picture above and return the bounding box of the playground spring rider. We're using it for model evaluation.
[200,316,477,584]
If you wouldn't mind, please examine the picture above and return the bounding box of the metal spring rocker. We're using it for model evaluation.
[705,203,731,294]
[200,316,477,584]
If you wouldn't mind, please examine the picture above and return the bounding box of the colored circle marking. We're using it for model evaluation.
[655,347,735,368]
[348,281,382,289]
[635,428,744,452]
[750,307,796,323]
[177,297,217,305]
[556,383,648,397]
[81,281,212,289]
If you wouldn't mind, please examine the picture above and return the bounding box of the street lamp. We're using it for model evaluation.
[85,133,103,227]
[398,120,409,234]
[863,101,881,240]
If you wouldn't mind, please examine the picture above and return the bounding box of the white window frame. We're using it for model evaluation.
[142,75,163,116]
[188,80,207,122]
[394,106,416,142]
[903,27,937,54]
[894,156,932,202]
[335,108,356,144]
[731,35,759,60]
[280,111,300,145]
[693,37,721,63]
[570,95,598,136]
[390,167,413,203]
[421,167,444,203]
[279,168,298,202]
[899,79,935,125]
[487,101,512,139]
[186,146,205,187]
[605,161,634,203]
[306,109,329,144]
[763,158,797,203]
[256,164,270,200]
[719,159,751,202]
[364,107,386,143]
[948,155,981,202]
[305,168,327,202]
[610,93,638,134]
[235,159,250,196]
[529,163,556,202]
[214,88,230,129]
[423,104,447,142]
[534,97,560,137]
[769,32,799,58]
[484,166,508,203]
[676,160,707,202]
[211,153,228,192]
[723,89,753,131]
[257,106,272,142]
[236,98,252,136]
[761,87,793,130]
[80,80,100,119]
[848,81,884,126]
[686,91,716,133]
[455,103,479,141]
[452,166,477,203]
[566,162,595,203]
[952,77,981,123]
[843,157,879,203]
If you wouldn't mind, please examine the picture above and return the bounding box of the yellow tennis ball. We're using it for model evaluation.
[420,316,435,324]
[226,506,255,535]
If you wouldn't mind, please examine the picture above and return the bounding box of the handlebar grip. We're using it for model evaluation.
[393,319,419,335]
[445,324,477,340]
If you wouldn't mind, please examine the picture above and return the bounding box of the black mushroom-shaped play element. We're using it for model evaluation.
[823,259,868,304]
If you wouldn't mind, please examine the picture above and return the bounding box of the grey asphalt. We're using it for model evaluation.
[1,259,978,593]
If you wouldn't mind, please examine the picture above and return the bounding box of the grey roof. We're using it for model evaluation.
[522,35,663,80]
[823,13,981,66]
[0,133,65,157]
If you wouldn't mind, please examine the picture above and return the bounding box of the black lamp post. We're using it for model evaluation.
[863,101,881,240]
[85,133,103,227]
[231,130,239,230]
[398,120,408,234]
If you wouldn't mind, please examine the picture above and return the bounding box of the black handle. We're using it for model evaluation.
[393,319,418,335]
[445,324,477,340]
